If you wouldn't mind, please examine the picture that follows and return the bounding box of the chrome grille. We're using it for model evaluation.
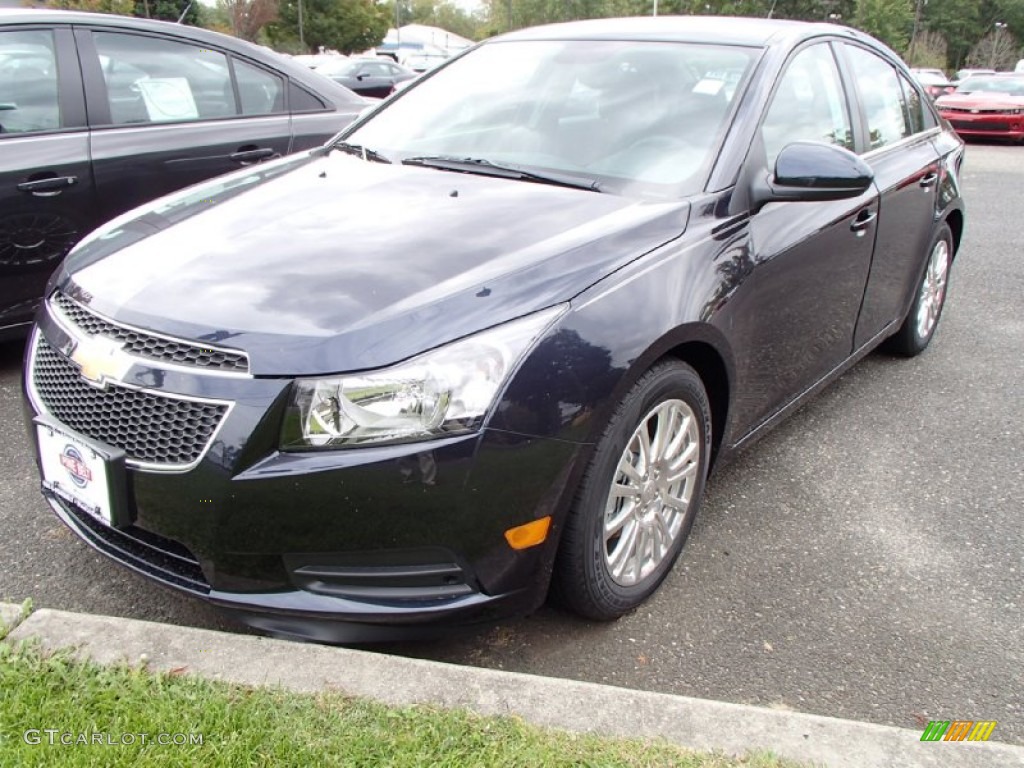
[32,337,228,468]
[51,292,249,374]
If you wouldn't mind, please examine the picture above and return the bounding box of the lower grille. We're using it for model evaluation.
[52,495,210,595]
[31,336,228,468]
[949,120,1011,132]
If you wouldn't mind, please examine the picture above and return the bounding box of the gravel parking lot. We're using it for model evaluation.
[1,143,1020,744]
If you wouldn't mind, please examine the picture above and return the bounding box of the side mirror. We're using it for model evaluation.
[751,141,874,212]
[356,73,368,81]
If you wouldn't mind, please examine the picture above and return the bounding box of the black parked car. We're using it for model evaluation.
[25,17,964,642]
[314,57,418,98]
[0,10,368,339]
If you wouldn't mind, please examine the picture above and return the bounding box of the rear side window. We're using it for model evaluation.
[898,72,936,132]
[94,32,237,124]
[844,45,910,150]
[0,29,61,134]
[289,81,327,112]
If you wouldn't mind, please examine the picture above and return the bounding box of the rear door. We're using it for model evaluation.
[77,27,292,226]
[838,44,942,347]
[0,24,94,332]
[288,79,363,152]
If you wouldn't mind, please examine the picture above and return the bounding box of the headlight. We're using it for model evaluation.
[281,306,566,449]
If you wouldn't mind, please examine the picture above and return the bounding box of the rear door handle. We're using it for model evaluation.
[850,208,877,233]
[17,175,77,197]
[919,172,939,188]
[230,147,276,165]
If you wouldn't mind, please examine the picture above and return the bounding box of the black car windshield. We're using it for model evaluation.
[342,40,759,199]
[956,76,1024,96]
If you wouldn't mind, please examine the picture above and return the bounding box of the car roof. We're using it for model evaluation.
[493,15,871,49]
[0,8,366,106]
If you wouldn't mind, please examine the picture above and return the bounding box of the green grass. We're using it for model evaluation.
[0,641,812,768]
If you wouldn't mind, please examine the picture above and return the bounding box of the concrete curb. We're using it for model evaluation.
[3,603,1021,768]
[0,600,26,637]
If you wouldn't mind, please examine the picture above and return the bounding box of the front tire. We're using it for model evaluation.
[553,360,711,621]
[887,222,953,357]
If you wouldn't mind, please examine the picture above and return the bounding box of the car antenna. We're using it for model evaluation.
[177,0,194,23]
[766,0,776,17]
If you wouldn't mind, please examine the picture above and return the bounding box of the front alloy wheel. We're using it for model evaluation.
[604,399,700,587]
[554,360,711,620]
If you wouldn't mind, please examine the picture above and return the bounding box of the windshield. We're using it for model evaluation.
[342,40,759,199]
[956,76,1024,95]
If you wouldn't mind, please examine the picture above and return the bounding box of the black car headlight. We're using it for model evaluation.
[281,306,565,449]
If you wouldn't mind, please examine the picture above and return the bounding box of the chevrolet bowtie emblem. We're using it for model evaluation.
[70,335,134,387]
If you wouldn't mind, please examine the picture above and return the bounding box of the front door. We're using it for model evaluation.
[730,42,877,432]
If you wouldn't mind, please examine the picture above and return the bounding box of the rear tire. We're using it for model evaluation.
[886,222,953,357]
[553,360,711,621]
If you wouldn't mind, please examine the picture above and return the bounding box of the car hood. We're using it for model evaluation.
[60,152,689,376]
[938,93,1024,109]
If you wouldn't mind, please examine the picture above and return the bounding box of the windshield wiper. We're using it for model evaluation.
[330,141,392,164]
[402,155,601,192]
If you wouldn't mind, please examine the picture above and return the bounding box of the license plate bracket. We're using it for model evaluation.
[35,415,130,529]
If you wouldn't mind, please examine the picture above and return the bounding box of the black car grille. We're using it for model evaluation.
[32,337,228,467]
[52,495,210,595]
[949,120,1011,132]
[51,292,249,374]
[943,107,1016,115]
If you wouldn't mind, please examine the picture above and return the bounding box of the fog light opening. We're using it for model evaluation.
[504,516,552,550]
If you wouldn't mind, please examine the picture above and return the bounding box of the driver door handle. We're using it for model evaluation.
[850,208,877,234]
[17,175,77,197]
[919,172,939,188]
[230,147,276,164]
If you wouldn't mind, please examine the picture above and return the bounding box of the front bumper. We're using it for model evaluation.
[25,306,585,641]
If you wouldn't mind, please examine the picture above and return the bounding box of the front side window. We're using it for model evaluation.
[343,40,759,198]
[0,30,60,135]
[844,45,910,151]
[761,44,853,166]
[94,32,236,125]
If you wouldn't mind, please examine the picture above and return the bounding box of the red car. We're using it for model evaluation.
[936,74,1024,141]
[910,69,956,100]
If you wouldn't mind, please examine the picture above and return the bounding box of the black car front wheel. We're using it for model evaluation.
[554,360,711,620]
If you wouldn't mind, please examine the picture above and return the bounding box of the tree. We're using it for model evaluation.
[967,25,1019,69]
[920,0,983,69]
[219,0,280,41]
[852,0,914,52]
[44,0,135,13]
[269,0,389,53]
[906,29,948,69]
[133,0,201,23]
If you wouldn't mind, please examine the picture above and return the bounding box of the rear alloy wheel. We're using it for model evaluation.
[554,360,711,620]
[887,223,953,357]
